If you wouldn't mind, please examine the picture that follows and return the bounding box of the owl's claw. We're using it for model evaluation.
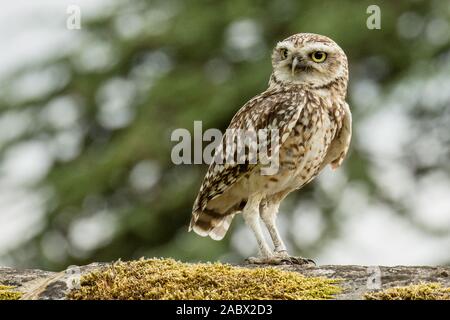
[245,255,316,266]
[282,256,316,266]
[273,250,316,266]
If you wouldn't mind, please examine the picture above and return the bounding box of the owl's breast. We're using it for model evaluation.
[275,104,340,190]
[230,97,344,198]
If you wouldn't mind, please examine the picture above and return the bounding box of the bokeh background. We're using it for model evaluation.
[1,0,449,271]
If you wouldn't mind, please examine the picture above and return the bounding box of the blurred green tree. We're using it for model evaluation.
[1,0,449,270]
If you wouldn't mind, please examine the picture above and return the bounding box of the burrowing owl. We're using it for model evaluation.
[190,33,351,264]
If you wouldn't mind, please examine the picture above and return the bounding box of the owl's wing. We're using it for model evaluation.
[322,102,352,170]
[190,89,306,236]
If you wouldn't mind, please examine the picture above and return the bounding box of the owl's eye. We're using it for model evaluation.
[279,48,289,59]
[310,51,327,63]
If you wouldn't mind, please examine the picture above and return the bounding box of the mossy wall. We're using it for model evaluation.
[365,283,450,300]
[0,285,22,300]
[68,258,341,300]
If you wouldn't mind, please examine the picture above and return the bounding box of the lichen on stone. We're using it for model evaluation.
[68,258,341,300]
[0,285,22,300]
[365,282,450,300]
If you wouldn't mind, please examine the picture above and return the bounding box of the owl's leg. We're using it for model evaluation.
[242,193,273,262]
[260,201,287,254]
[260,200,316,266]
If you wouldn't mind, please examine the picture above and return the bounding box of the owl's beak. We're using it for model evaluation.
[291,56,300,76]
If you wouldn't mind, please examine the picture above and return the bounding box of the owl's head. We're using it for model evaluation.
[270,33,348,89]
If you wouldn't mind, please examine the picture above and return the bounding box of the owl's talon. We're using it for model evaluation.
[245,255,315,266]
[272,252,316,266]
[288,257,316,266]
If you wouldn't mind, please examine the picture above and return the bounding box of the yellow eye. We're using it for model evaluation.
[311,51,327,63]
[279,48,288,59]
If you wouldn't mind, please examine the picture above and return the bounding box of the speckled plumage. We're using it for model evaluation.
[189,33,351,263]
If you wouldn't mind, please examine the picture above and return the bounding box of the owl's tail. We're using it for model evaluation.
[189,211,235,240]
[189,194,246,240]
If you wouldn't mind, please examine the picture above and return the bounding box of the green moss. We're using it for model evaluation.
[0,285,22,300]
[68,258,341,300]
[365,282,450,300]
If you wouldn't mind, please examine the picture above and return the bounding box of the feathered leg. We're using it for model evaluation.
[260,199,316,266]
[260,201,287,254]
[242,193,272,261]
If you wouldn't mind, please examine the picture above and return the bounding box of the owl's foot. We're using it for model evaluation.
[281,256,316,266]
[245,254,316,266]
[272,250,316,266]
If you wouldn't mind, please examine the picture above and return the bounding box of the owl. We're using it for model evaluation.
[189,33,351,265]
